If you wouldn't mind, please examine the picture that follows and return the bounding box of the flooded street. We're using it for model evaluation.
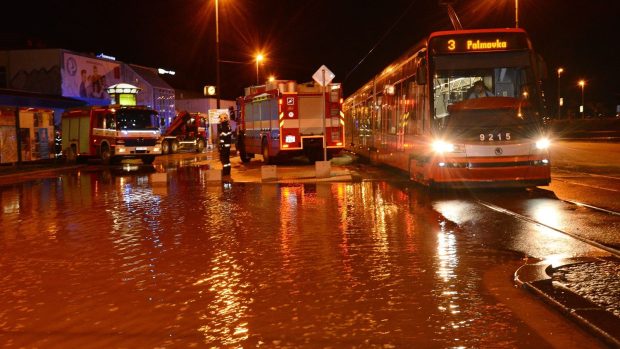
[0,159,612,348]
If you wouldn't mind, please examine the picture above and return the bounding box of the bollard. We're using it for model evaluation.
[150,172,168,196]
[315,160,331,178]
[261,165,277,181]
[206,169,222,182]
[150,172,167,183]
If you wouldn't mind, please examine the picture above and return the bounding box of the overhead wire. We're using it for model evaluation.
[343,0,418,83]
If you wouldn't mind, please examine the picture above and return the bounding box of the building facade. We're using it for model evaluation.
[0,49,175,125]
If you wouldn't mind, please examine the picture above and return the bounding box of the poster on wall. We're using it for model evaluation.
[61,53,122,100]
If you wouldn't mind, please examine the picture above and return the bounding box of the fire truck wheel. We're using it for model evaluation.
[196,139,206,153]
[170,141,179,154]
[100,144,112,165]
[239,150,252,163]
[161,140,170,155]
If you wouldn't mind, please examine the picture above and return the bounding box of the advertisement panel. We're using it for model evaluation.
[62,53,122,99]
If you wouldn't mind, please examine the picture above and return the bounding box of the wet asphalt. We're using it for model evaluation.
[1,149,619,347]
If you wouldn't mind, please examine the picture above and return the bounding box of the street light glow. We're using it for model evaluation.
[255,53,265,85]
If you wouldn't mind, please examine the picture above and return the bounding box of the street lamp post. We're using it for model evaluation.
[215,0,221,109]
[578,80,585,118]
[557,67,563,119]
[255,54,264,85]
[515,0,519,28]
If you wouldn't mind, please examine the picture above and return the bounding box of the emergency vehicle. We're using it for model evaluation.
[236,80,345,163]
[160,110,208,154]
[61,105,161,164]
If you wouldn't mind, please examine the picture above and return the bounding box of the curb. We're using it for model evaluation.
[515,257,620,348]
[0,164,85,183]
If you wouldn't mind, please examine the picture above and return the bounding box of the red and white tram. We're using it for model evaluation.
[343,28,551,188]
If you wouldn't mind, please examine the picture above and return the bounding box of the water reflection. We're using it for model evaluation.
[0,167,554,347]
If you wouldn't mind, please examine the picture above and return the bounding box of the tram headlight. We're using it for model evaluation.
[432,140,455,153]
[535,138,551,150]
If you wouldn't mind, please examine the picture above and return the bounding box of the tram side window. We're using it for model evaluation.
[402,78,415,135]
[384,86,397,135]
[374,95,382,131]
[362,98,372,133]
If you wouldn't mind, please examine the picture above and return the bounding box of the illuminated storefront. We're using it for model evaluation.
[0,49,175,125]
[0,89,85,163]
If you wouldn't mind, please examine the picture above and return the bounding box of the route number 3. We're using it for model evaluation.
[447,40,456,51]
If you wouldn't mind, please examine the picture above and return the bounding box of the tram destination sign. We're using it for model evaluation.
[429,32,530,55]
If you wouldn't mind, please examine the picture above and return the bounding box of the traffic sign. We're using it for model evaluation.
[312,65,335,86]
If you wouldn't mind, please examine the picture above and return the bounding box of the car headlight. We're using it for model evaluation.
[432,140,455,153]
[535,138,550,150]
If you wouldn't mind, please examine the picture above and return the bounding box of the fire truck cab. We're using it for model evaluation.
[236,80,344,163]
[61,105,161,165]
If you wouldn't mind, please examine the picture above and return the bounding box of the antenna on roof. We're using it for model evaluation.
[439,0,463,30]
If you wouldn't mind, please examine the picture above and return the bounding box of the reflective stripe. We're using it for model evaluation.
[223,144,231,147]
[223,163,231,167]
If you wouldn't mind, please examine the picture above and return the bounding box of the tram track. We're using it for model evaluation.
[553,169,620,181]
[477,194,620,347]
[551,169,620,193]
[476,199,620,258]
[559,198,620,216]
[551,177,620,193]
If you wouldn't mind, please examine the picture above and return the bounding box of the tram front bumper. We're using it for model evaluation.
[428,155,551,187]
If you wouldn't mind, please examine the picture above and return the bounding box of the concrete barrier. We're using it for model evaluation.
[150,172,167,183]
[205,169,222,182]
[261,165,277,181]
[315,161,331,178]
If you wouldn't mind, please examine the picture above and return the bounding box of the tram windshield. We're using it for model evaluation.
[116,109,160,130]
[432,51,543,138]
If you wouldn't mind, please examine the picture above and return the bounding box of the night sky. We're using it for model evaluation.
[2,0,619,115]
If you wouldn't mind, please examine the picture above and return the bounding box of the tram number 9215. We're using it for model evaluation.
[480,132,511,141]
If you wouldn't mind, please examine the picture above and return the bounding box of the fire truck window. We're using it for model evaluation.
[95,114,104,129]
[187,117,197,132]
[105,114,116,130]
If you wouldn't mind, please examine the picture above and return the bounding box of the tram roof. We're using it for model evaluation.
[428,27,528,40]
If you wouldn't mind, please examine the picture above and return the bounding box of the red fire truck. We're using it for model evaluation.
[160,110,208,154]
[61,105,161,164]
[236,80,345,163]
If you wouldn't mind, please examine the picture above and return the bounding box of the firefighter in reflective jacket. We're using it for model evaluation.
[217,113,233,176]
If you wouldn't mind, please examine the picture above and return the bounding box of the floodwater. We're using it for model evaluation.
[0,164,591,348]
